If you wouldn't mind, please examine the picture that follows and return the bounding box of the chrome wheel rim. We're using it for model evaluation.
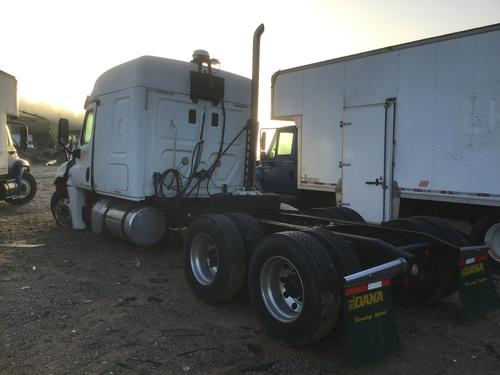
[190,233,218,285]
[260,256,304,323]
[485,223,500,261]
[54,198,72,226]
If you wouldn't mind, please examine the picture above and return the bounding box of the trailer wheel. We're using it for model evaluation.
[226,213,265,260]
[383,217,456,304]
[249,231,342,346]
[302,228,361,277]
[184,214,246,305]
[50,189,72,227]
[6,172,37,205]
[304,207,364,222]
[471,214,500,269]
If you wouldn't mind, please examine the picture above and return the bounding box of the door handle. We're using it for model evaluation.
[365,177,384,186]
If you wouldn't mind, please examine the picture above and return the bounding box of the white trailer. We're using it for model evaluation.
[271,23,500,262]
[0,70,37,204]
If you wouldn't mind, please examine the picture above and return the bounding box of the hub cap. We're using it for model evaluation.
[260,256,304,323]
[190,233,218,285]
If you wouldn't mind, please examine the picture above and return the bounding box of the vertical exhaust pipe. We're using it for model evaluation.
[244,23,265,189]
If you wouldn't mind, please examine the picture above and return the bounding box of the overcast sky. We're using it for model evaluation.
[2,0,499,124]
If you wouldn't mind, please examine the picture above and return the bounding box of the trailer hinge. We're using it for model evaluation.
[339,161,351,168]
[340,121,351,128]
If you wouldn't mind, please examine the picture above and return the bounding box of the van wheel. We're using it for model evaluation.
[383,217,457,304]
[51,189,72,227]
[6,172,37,205]
[249,231,342,346]
[184,214,246,305]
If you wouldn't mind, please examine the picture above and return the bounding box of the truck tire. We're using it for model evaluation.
[335,207,365,223]
[304,207,364,223]
[383,217,456,304]
[6,172,37,205]
[471,214,500,271]
[301,228,362,277]
[226,213,265,260]
[248,231,342,346]
[184,214,246,305]
[50,189,72,227]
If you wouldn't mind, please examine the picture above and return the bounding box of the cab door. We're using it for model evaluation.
[71,104,97,190]
[260,128,296,194]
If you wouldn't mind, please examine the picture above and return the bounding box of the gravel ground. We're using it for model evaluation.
[0,163,499,375]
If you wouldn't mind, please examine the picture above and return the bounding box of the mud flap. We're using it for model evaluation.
[458,254,500,318]
[343,279,400,366]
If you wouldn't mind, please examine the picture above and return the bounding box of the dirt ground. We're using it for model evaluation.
[1,163,499,375]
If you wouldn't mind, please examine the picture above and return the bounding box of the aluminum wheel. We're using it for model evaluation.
[190,233,219,285]
[485,223,500,261]
[260,256,304,323]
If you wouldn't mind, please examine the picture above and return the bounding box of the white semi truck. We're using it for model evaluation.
[0,70,37,205]
[51,25,495,355]
[264,23,500,265]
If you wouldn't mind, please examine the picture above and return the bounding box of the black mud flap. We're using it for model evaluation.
[458,254,500,318]
[343,279,400,366]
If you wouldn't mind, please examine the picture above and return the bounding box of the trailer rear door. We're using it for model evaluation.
[340,101,395,222]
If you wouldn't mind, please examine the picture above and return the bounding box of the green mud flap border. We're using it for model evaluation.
[458,254,500,318]
[343,279,400,366]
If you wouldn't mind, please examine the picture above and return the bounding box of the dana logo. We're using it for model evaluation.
[461,262,485,277]
[348,290,384,310]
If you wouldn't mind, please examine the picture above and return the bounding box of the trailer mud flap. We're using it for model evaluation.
[458,255,500,318]
[343,279,400,366]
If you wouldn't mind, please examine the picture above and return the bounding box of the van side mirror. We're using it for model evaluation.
[58,118,69,146]
[260,131,266,152]
[19,126,28,151]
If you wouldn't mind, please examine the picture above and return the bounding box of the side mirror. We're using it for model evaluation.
[260,131,266,152]
[19,126,28,151]
[58,118,69,146]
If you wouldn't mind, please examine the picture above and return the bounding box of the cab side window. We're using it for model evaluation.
[276,132,293,156]
[80,110,95,145]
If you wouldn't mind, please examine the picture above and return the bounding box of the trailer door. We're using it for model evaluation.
[340,101,395,223]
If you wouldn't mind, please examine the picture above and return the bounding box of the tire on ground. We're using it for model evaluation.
[6,172,37,205]
[383,217,457,304]
[51,189,72,227]
[184,214,246,305]
[301,228,362,277]
[248,231,342,346]
[471,214,500,271]
[226,212,265,260]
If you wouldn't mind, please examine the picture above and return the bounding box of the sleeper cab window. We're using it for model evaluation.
[81,110,95,145]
